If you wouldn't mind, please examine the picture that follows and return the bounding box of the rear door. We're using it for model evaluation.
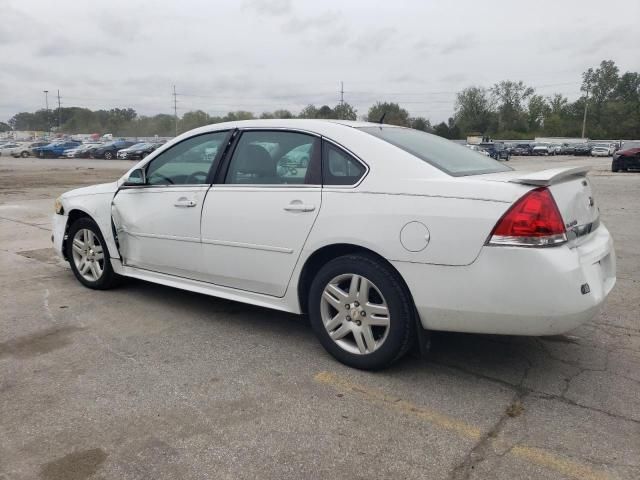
[199,129,322,296]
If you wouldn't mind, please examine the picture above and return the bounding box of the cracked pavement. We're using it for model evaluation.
[0,155,638,479]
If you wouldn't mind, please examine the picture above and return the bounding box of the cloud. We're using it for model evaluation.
[413,39,431,52]
[282,11,339,33]
[440,72,469,84]
[351,27,397,55]
[0,6,40,43]
[242,0,292,16]
[440,35,473,54]
[36,39,119,57]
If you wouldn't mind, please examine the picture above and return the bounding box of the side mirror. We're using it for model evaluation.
[124,167,146,186]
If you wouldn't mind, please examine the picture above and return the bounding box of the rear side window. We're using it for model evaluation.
[359,126,511,176]
[225,130,320,185]
[322,141,366,185]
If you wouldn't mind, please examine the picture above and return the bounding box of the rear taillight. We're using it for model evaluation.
[488,187,567,247]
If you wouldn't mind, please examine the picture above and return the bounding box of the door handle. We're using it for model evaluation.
[174,199,197,208]
[284,202,315,212]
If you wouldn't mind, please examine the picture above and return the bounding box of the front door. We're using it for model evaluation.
[200,129,322,296]
[111,131,230,278]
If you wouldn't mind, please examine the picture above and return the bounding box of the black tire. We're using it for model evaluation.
[104,151,114,160]
[141,152,149,159]
[308,254,416,370]
[66,217,120,290]
[21,151,29,158]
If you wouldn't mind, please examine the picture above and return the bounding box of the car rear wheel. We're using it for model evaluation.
[308,254,415,370]
[104,151,114,160]
[21,151,29,158]
[66,217,120,290]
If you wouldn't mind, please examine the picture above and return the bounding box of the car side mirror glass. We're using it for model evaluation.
[124,168,146,186]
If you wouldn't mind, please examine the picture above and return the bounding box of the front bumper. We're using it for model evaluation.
[394,224,616,336]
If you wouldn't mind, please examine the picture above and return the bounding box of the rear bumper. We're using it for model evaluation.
[393,224,616,336]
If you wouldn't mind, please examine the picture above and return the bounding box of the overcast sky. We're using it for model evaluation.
[1,0,639,124]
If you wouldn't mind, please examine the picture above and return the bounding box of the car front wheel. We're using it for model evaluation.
[308,254,415,370]
[66,217,120,289]
[104,151,114,160]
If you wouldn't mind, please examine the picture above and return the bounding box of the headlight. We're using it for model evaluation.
[54,197,64,215]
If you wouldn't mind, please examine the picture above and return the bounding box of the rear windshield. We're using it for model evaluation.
[358,127,511,176]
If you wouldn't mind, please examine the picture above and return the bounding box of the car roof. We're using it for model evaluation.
[183,118,401,134]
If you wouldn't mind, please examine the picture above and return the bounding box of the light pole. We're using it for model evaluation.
[43,90,49,135]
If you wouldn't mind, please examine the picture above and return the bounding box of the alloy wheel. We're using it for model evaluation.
[71,228,105,282]
[320,273,391,355]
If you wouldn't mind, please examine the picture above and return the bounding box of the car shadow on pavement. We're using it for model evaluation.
[119,277,586,393]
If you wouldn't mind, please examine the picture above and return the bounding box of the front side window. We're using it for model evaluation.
[359,126,511,177]
[146,131,228,185]
[225,130,320,185]
[322,141,366,185]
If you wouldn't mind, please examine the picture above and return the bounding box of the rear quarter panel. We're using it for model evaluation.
[307,190,511,266]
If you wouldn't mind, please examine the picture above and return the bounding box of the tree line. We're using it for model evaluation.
[5,60,638,139]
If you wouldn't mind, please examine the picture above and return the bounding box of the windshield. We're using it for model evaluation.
[358,127,511,176]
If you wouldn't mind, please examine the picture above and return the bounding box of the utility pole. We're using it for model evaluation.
[339,81,344,119]
[57,89,61,131]
[581,87,589,140]
[43,90,49,134]
[173,85,178,136]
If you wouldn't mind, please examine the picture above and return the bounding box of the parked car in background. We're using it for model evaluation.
[611,145,640,172]
[33,140,82,158]
[19,141,50,157]
[63,145,90,158]
[549,144,562,155]
[91,140,136,159]
[573,144,592,156]
[560,144,576,155]
[479,142,510,161]
[0,142,23,156]
[51,119,616,370]
[591,143,615,157]
[465,144,490,156]
[78,143,104,158]
[512,143,533,155]
[532,144,552,156]
[117,142,162,160]
[117,143,146,159]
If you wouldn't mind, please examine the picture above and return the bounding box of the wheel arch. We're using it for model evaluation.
[297,243,415,315]
[63,208,116,260]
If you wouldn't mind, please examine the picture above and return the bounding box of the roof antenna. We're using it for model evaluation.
[378,111,387,124]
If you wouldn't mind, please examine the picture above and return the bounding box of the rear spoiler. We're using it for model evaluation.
[508,166,590,186]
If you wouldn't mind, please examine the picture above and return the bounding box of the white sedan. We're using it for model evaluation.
[52,120,616,369]
[0,142,22,156]
[591,143,615,157]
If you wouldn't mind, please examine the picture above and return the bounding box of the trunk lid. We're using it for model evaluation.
[478,166,599,242]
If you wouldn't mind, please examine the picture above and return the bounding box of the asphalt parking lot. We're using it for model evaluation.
[0,155,638,480]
